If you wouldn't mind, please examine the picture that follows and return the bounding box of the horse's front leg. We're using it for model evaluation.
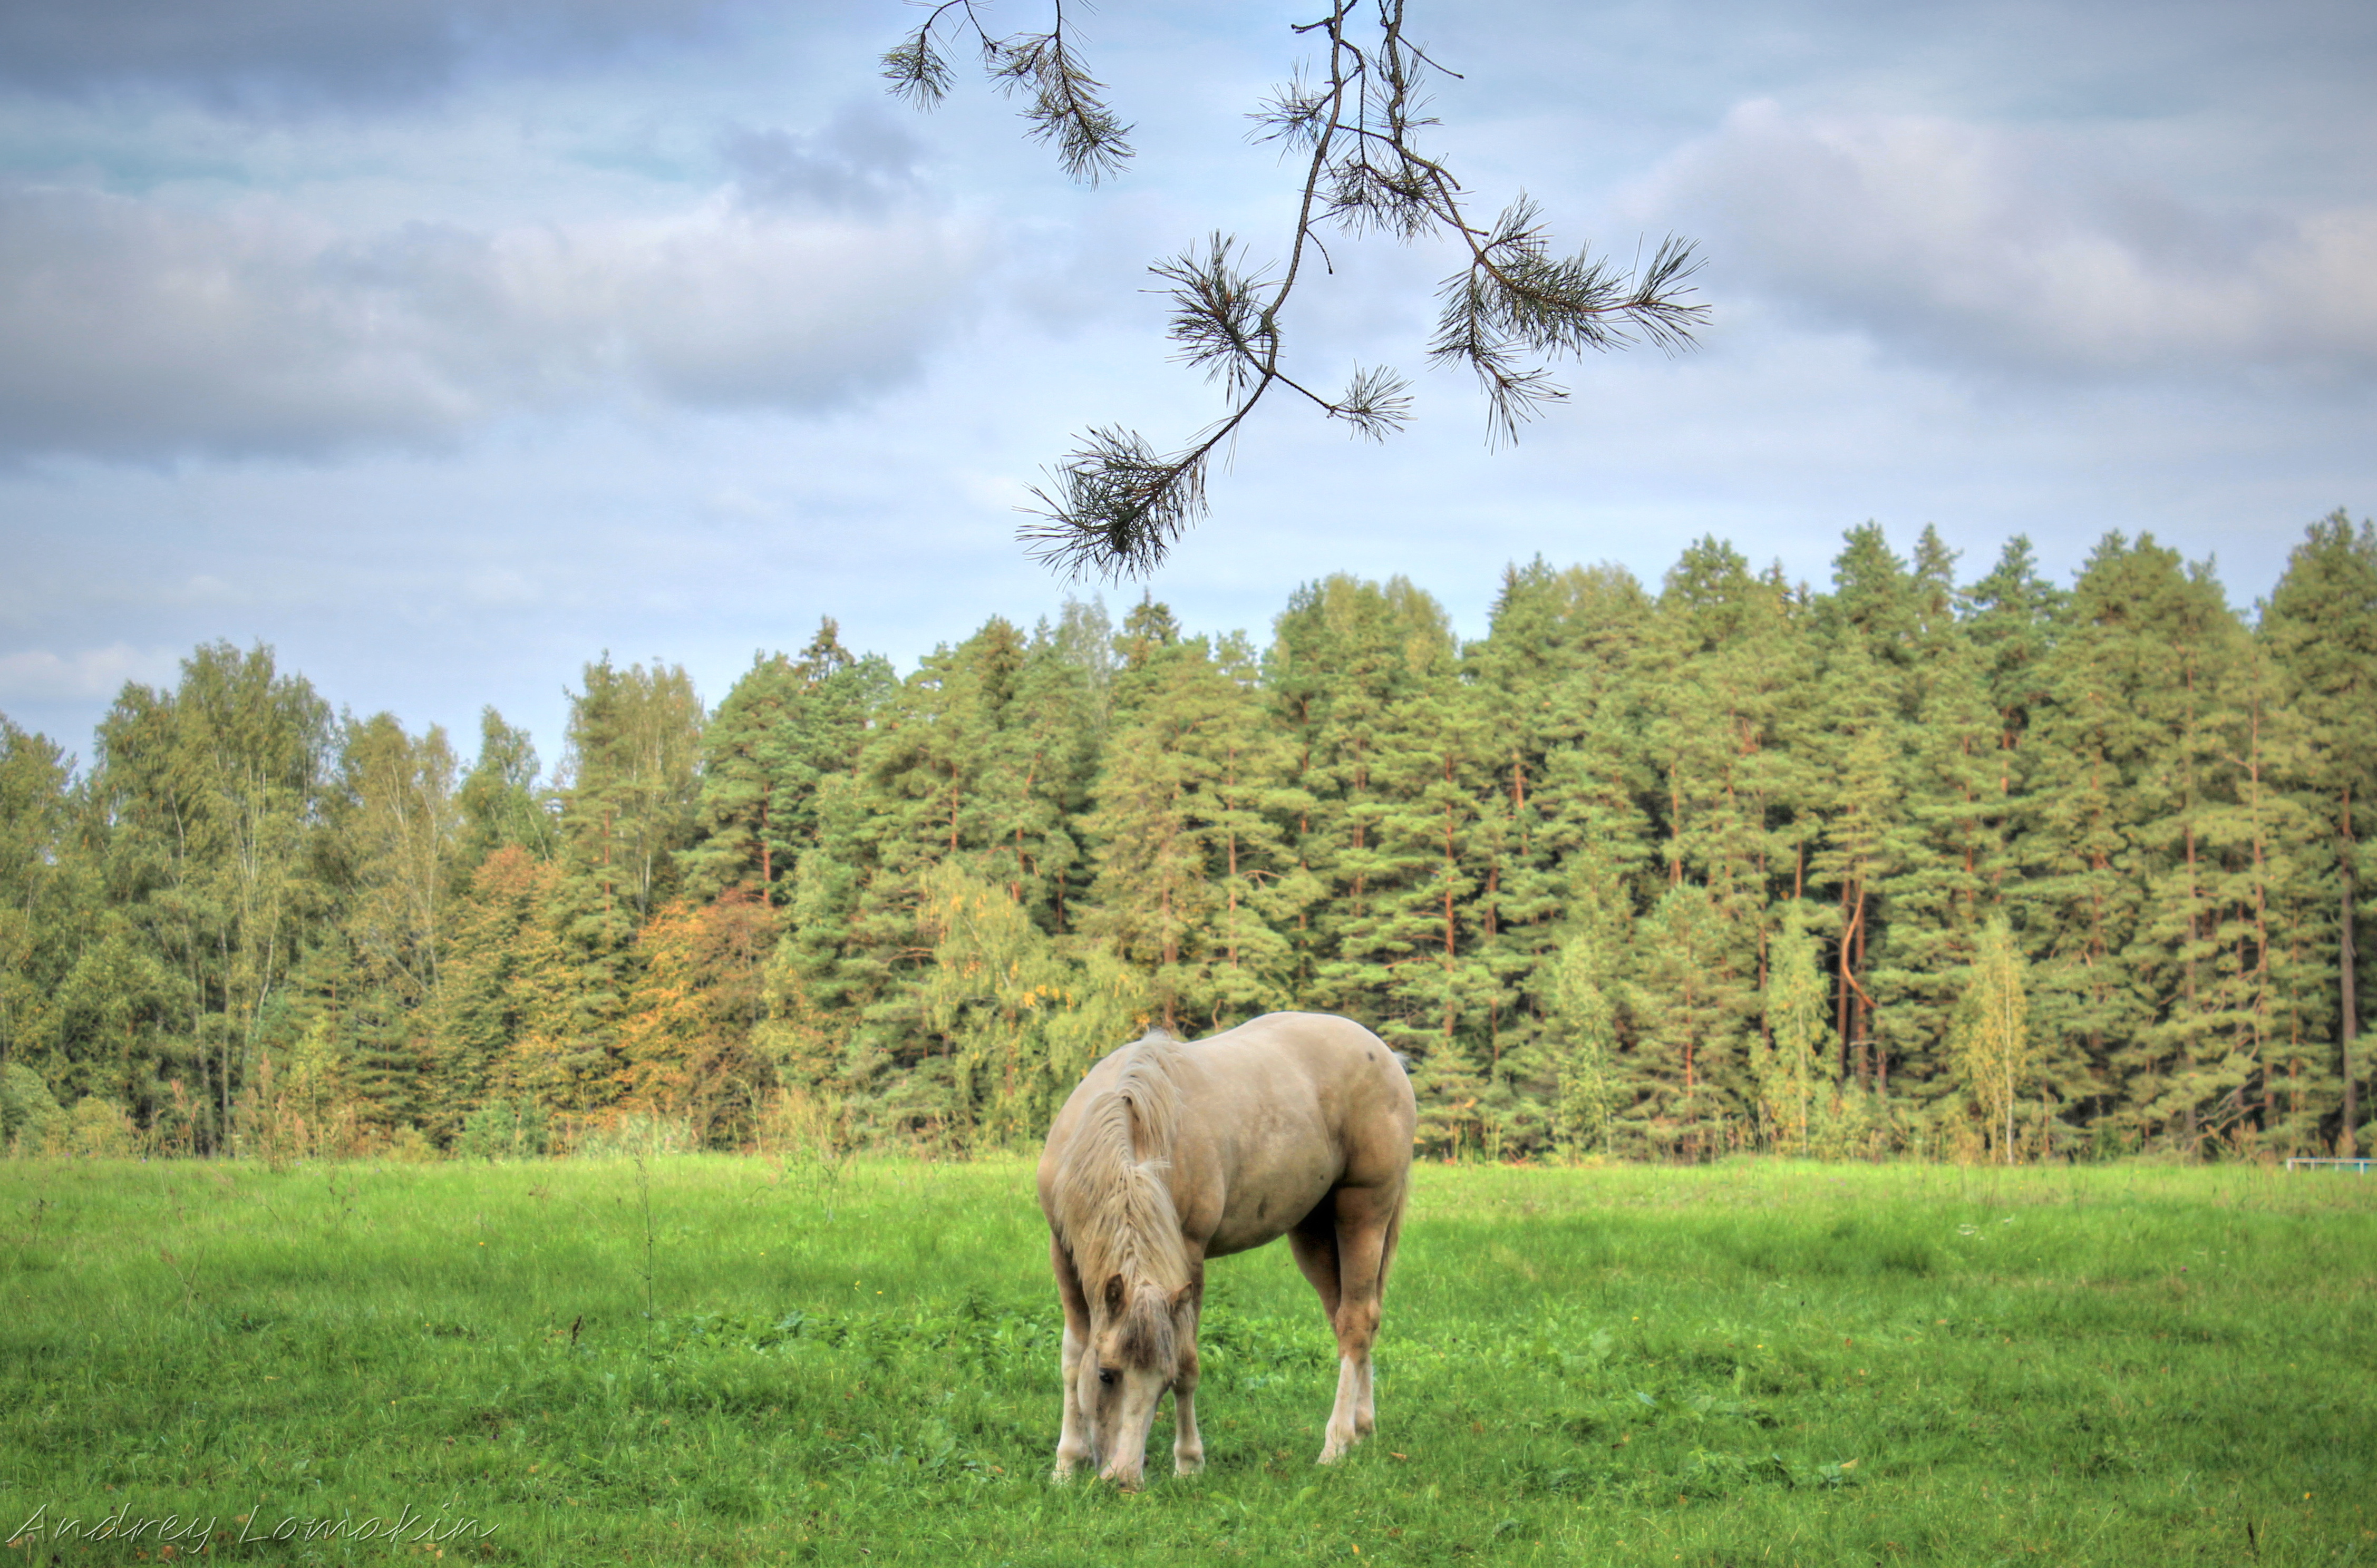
[1170,1319,1204,1476]
[1050,1237,1094,1479]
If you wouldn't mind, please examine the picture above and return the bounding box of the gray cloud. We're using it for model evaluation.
[1633,101,2377,385]
[0,181,979,461]
[0,0,743,110]
[721,104,925,217]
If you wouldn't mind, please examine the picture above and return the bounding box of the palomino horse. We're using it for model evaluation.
[1036,1011,1416,1487]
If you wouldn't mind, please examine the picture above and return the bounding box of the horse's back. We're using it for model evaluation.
[1183,1012,1413,1149]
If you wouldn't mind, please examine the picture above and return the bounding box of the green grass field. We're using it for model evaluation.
[3,1154,2372,1565]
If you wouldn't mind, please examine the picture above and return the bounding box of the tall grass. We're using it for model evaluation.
[2,1157,2371,1564]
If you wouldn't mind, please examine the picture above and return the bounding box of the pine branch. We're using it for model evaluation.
[882,0,1134,183]
[889,0,1707,578]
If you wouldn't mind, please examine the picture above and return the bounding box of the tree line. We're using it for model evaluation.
[2,515,2371,1163]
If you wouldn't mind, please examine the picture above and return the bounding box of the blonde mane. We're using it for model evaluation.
[1050,1030,1192,1367]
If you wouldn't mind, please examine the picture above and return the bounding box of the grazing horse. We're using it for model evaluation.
[1036,1011,1416,1487]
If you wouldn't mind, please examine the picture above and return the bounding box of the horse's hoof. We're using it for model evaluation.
[1175,1454,1205,1477]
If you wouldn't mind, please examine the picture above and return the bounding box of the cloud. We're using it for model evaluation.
[0,0,743,110]
[721,104,924,217]
[0,642,178,702]
[0,182,981,461]
[1633,100,2377,384]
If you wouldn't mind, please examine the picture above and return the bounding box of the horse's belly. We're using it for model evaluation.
[1200,1147,1341,1257]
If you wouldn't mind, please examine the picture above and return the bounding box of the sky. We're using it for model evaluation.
[2,0,2372,768]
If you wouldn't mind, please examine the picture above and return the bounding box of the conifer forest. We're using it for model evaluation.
[3,517,2372,1164]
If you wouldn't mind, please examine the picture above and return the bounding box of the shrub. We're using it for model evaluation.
[52,1095,135,1157]
[458,1098,550,1161]
[567,1109,697,1160]
[0,1061,64,1155]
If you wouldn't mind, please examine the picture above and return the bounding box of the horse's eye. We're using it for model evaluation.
[1097,1368,1115,1387]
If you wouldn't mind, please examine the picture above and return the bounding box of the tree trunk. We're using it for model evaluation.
[1836,883,1854,1078]
[758,788,773,909]
[2342,784,2361,1156]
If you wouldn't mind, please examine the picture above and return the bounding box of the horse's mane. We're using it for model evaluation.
[1051,1029,1192,1368]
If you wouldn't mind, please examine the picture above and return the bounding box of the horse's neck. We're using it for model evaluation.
[1064,1074,1190,1293]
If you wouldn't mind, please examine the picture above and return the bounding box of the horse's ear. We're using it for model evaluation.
[1102,1272,1127,1318]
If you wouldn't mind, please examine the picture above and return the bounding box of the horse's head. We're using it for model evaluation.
[1082,1271,1194,1488]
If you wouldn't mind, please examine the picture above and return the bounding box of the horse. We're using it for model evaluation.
[1035,1011,1417,1487]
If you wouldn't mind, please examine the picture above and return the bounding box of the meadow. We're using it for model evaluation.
[2,1154,2371,1566]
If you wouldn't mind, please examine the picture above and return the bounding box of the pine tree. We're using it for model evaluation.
[803,617,1039,1122]
[1635,540,1802,1117]
[1963,535,2067,817]
[2121,554,2249,1152]
[2262,511,2377,1152]
[685,620,897,910]
[1464,560,1654,1122]
[1082,622,1297,1030]
[1082,615,1219,1029]
[1270,575,1457,1019]
[1808,525,1931,1098]
[685,651,803,907]
[1807,636,1906,1090]
[1364,671,1500,1061]
[2196,639,2326,1150]
[1623,882,1749,1154]
[1200,632,1304,1022]
[1869,528,2001,1100]
[862,618,1027,882]
[2012,537,2161,1135]
[976,619,1107,935]
[1538,928,1622,1157]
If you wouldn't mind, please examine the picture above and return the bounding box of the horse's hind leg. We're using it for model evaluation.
[1287,1210,1357,1461]
[1286,1209,1344,1320]
[1316,1184,1400,1464]
[1352,1193,1406,1436]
